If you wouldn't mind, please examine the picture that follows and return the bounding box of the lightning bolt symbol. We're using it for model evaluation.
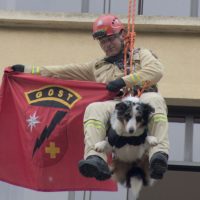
[32,110,67,157]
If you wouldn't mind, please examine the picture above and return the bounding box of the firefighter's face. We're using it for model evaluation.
[98,33,124,57]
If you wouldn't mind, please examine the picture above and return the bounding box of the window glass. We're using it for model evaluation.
[0,0,82,13]
[75,191,84,200]
[193,121,200,162]
[168,120,185,161]
[143,0,190,17]
[0,181,70,200]
[89,0,131,15]
[89,0,104,14]
[109,0,129,15]
[0,0,7,9]
[91,184,127,200]
[2,0,124,14]
[199,0,200,16]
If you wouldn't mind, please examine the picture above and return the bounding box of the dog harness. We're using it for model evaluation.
[107,127,148,148]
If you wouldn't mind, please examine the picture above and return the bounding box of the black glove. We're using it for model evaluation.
[106,78,126,92]
[11,64,25,72]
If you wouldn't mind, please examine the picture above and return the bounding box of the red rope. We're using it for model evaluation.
[124,0,137,76]
[123,0,151,97]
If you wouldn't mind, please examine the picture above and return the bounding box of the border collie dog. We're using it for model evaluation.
[95,96,158,199]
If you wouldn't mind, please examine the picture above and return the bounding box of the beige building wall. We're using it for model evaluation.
[0,11,200,107]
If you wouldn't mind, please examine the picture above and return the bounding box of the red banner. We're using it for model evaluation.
[0,68,117,191]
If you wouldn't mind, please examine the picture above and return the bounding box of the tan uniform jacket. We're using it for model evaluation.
[25,48,164,87]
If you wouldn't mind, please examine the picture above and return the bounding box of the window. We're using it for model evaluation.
[0,0,199,17]
[0,0,82,13]
[193,119,200,162]
[143,0,191,17]
[90,0,128,15]
[168,119,185,161]
[91,184,127,200]
[168,106,200,163]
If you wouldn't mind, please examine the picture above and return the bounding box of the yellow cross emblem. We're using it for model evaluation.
[45,142,60,159]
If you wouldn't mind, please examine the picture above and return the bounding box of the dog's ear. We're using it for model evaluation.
[140,103,155,116]
[115,102,129,112]
[139,103,155,125]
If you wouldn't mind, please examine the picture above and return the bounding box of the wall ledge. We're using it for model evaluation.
[0,11,199,33]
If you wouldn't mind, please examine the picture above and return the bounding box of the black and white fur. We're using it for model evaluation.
[95,96,158,200]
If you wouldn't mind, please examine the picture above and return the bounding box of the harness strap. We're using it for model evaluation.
[107,127,147,148]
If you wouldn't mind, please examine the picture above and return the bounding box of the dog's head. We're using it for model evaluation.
[114,98,155,135]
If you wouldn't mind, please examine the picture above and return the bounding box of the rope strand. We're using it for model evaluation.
[124,0,137,75]
[129,0,137,73]
[124,0,150,97]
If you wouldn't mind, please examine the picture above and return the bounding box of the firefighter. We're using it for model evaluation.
[12,14,169,181]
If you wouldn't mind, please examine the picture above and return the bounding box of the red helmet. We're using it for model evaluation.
[92,14,124,39]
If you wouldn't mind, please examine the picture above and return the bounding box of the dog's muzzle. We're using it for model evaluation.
[128,128,135,134]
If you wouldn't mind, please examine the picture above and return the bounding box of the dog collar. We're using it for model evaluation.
[108,128,147,148]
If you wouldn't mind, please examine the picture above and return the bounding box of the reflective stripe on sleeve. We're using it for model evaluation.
[31,66,40,75]
[130,73,141,85]
[151,114,168,123]
[84,119,105,130]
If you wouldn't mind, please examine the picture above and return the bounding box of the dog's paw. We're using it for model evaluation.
[94,141,108,153]
[146,136,158,146]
